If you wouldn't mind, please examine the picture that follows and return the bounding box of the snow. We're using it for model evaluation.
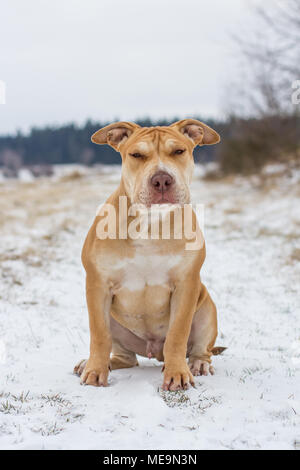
[17,169,35,183]
[0,164,299,450]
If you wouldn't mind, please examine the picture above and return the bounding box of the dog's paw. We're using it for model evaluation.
[74,358,110,387]
[73,359,87,377]
[189,358,215,376]
[162,361,195,391]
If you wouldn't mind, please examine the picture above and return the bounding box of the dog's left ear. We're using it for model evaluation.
[170,119,220,146]
[91,121,140,151]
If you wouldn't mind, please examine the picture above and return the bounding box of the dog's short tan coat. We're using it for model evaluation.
[74,119,223,391]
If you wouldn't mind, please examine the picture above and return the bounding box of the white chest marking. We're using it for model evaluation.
[114,254,182,291]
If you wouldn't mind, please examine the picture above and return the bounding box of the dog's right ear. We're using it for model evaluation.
[91,122,140,151]
[170,119,220,146]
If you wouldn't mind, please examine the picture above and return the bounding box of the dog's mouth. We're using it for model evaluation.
[149,194,178,205]
[154,197,174,204]
[137,189,189,206]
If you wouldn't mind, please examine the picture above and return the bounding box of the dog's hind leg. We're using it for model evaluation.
[187,283,218,376]
[110,338,139,370]
[109,314,148,370]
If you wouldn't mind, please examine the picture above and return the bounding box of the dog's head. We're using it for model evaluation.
[91,119,220,206]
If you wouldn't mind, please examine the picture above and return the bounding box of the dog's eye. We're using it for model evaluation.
[130,152,143,158]
[174,149,185,155]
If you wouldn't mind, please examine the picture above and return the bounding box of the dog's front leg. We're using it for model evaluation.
[79,276,112,387]
[162,274,201,391]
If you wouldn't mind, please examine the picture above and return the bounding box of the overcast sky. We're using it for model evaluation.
[0,0,260,136]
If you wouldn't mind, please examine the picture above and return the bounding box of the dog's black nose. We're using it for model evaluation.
[151,171,174,192]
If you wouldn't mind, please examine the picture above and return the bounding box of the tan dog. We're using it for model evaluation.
[74,119,224,391]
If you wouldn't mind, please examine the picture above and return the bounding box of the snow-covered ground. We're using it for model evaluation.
[0,164,299,450]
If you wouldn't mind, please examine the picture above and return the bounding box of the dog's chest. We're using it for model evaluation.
[113,252,182,292]
[108,248,182,331]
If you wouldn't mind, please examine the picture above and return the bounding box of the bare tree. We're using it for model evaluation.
[218,1,300,174]
[0,149,23,178]
[0,149,23,170]
[80,148,94,166]
[234,0,300,116]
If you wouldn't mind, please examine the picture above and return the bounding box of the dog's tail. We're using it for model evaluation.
[211,346,227,356]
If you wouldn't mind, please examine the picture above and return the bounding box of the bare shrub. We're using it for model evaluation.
[219,115,300,174]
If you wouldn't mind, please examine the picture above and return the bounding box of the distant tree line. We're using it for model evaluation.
[0,113,299,176]
[0,118,227,168]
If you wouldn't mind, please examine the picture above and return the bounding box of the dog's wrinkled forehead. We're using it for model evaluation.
[123,127,193,156]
